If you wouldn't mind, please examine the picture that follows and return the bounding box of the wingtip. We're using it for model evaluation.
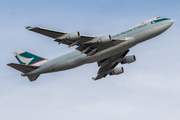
[7,63,11,66]
[92,77,97,81]
[24,26,34,30]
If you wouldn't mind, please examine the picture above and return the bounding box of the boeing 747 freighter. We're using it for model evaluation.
[7,17,174,81]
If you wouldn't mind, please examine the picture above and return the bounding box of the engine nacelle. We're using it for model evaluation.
[98,35,112,43]
[66,32,80,40]
[121,55,136,64]
[109,67,124,75]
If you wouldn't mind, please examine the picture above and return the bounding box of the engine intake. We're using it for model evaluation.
[98,35,112,43]
[121,55,136,64]
[109,67,124,75]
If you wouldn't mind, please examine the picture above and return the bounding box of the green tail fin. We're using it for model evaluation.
[13,49,48,66]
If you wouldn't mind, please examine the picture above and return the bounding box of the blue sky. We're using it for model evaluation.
[1,0,180,120]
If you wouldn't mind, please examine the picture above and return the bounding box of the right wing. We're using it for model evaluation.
[92,50,130,80]
[25,26,126,56]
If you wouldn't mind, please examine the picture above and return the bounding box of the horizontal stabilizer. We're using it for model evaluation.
[7,63,40,82]
[7,63,40,73]
[27,75,40,82]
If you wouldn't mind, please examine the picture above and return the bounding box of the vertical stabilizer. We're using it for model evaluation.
[13,49,48,66]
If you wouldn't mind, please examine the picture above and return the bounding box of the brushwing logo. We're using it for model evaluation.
[16,53,34,65]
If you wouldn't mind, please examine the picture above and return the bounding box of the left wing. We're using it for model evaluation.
[92,50,129,80]
[25,26,126,56]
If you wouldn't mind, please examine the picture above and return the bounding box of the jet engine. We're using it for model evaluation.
[109,67,124,75]
[121,55,136,64]
[66,32,80,40]
[98,35,112,43]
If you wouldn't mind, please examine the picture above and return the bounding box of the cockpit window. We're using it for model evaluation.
[157,17,161,19]
[151,18,170,24]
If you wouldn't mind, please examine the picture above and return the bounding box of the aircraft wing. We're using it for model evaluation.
[25,26,126,56]
[92,50,129,80]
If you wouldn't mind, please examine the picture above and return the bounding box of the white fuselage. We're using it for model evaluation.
[27,17,174,76]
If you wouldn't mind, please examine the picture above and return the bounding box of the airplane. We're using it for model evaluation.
[7,17,174,82]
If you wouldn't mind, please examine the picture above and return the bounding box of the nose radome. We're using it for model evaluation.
[169,19,174,26]
[165,19,174,29]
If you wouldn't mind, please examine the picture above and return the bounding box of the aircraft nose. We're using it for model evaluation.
[163,19,174,30]
[169,19,174,26]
